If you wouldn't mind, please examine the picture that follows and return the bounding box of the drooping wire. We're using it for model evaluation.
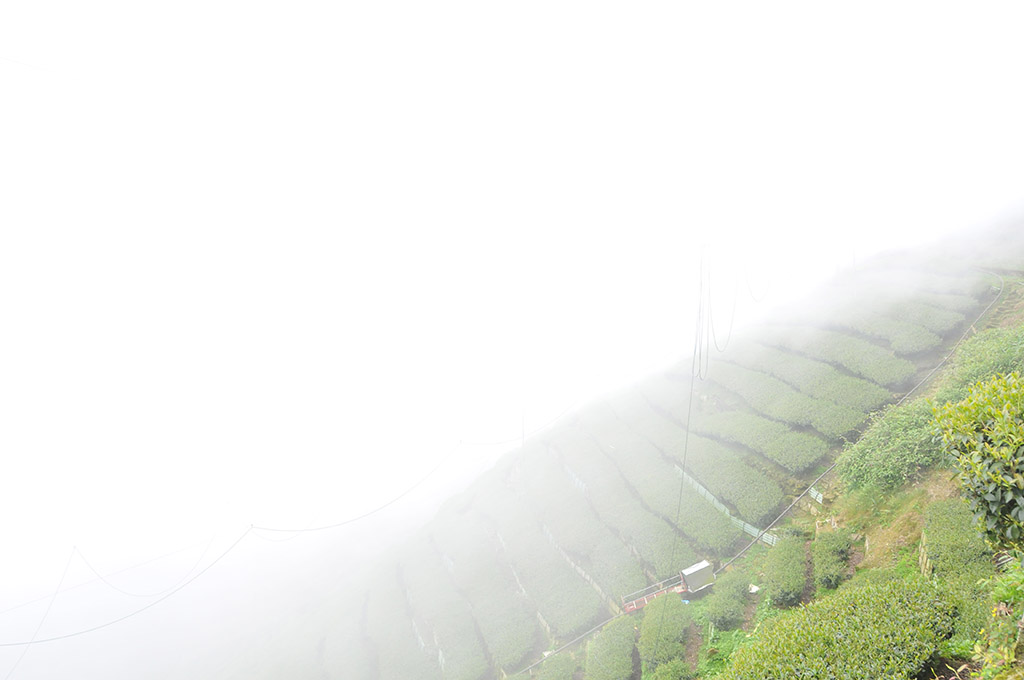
[0,527,252,648]
[2,548,75,677]
[73,538,215,599]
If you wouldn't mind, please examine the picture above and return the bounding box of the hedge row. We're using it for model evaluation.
[512,445,647,601]
[702,567,749,630]
[691,410,829,473]
[764,537,806,607]
[924,499,995,646]
[726,344,891,412]
[585,616,637,680]
[915,291,981,313]
[365,564,443,680]
[812,529,852,590]
[399,535,491,680]
[933,324,1024,404]
[553,432,692,579]
[709,362,866,440]
[836,399,943,491]
[719,578,954,680]
[430,510,540,671]
[608,395,783,524]
[471,479,606,639]
[639,593,693,673]
[886,300,966,335]
[762,326,916,388]
[827,310,943,355]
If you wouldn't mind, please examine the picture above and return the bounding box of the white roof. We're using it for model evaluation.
[682,560,712,576]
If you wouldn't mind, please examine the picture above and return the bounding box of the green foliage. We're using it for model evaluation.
[638,595,692,672]
[888,300,966,335]
[935,325,1024,404]
[607,395,783,525]
[764,537,806,607]
[765,326,917,387]
[584,616,636,680]
[828,307,944,355]
[701,568,749,630]
[837,399,943,490]
[971,562,1024,679]
[365,566,443,680]
[709,362,866,440]
[728,343,891,412]
[812,529,852,590]
[652,658,694,680]
[936,372,1024,551]
[718,578,954,680]
[534,652,577,680]
[692,410,828,473]
[923,499,995,651]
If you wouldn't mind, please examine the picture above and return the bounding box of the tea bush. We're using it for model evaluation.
[836,399,942,491]
[727,344,890,412]
[701,567,749,630]
[812,529,852,590]
[638,595,693,672]
[763,326,916,387]
[710,362,865,440]
[719,578,954,680]
[764,537,806,607]
[584,616,636,680]
[692,410,828,473]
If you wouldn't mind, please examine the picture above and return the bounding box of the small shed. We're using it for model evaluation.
[680,560,715,592]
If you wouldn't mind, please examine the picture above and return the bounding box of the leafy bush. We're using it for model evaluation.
[812,529,852,590]
[718,578,954,680]
[832,311,943,355]
[584,616,636,680]
[887,300,965,335]
[727,344,891,412]
[934,324,1024,404]
[936,372,1024,550]
[399,536,490,680]
[534,652,577,680]
[430,510,540,670]
[612,397,783,524]
[702,568,749,630]
[692,410,828,473]
[764,537,806,607]
[638,595,692,672]
[709,362,866,440]
[837,399,943,490]
[651,658,694,680]
[472,481,606,639]
[923,499,994,648]
[365,565,443,680]
[763,326,916,387]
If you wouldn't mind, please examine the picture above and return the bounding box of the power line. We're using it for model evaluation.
[2,549,74,677]
[73,539,215,599]
[0,527,252,648]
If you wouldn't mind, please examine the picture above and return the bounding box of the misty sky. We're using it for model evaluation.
[2,0,1024,659]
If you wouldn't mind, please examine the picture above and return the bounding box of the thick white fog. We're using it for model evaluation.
[2,1,1024,677]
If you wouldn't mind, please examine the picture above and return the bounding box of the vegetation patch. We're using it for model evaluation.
[812,528,852,590]
[763,536,806,607]
[639,595,693,674]
[692,410,828,473]
[837,398,943,491]
[762,326,916,387]
[718,578,954,680]
[709,362,866,440]
[584,616,636,680]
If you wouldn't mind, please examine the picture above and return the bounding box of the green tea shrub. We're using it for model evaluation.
[584,616,636,680]
[728,344,891,412]
[701,568,749,630]
[764,537,806,607]
[638,595,692,672]
[651,658,694,680]
[710,363,865,440]
[934,324,1024,404]
[837,399,943,490]
[764,326,916,387]
[693,410,828,473]
[718,578,954,680]
[923,499,994,648]
[609,396,784,525]
[534,653,576,680]
[812,529,852,590]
